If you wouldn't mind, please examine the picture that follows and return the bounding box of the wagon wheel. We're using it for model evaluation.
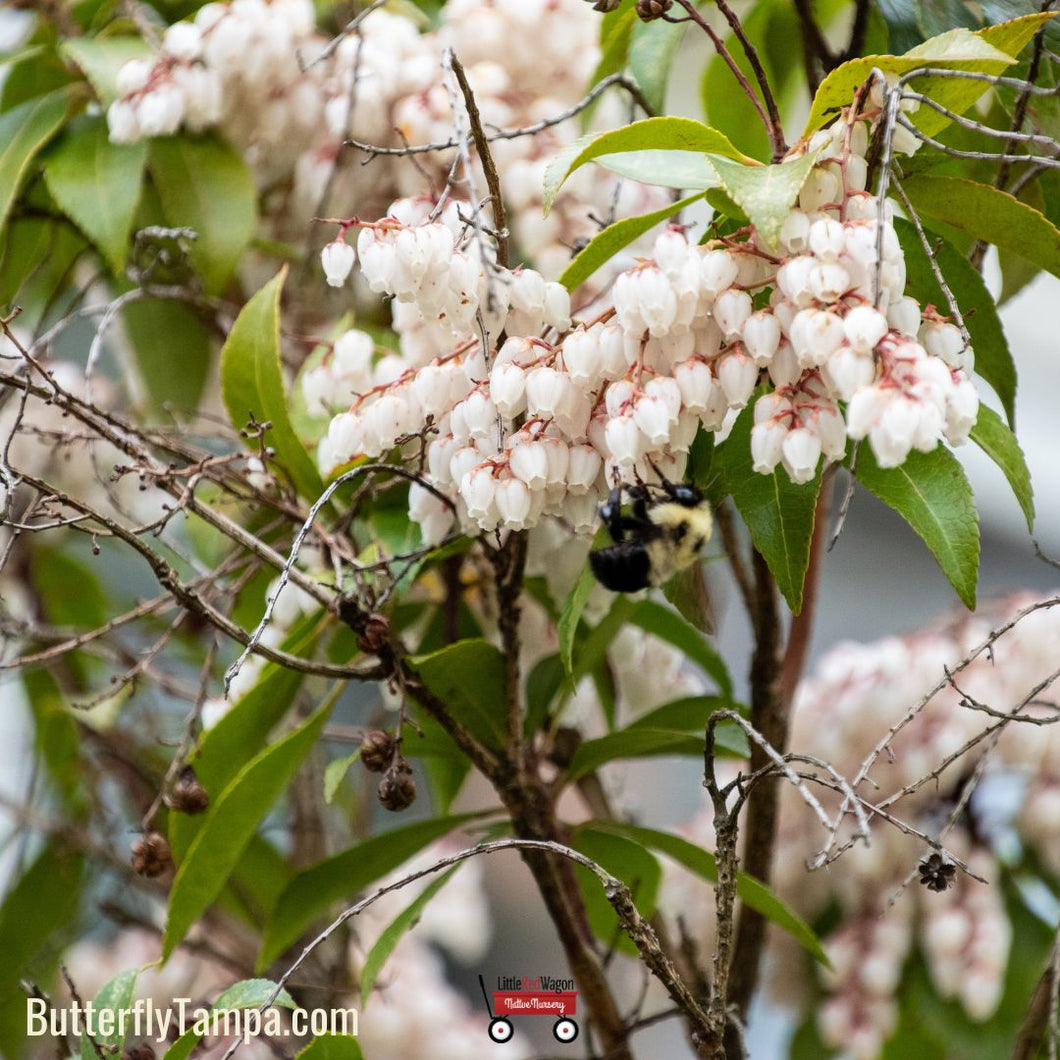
[488,1017,515,1043]
[553,1016,579,1043]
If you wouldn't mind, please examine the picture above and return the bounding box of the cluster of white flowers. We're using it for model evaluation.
[108,0,316,149]
[106,0,643,271]
[311,102,977,553]
[662,594,1060,1060]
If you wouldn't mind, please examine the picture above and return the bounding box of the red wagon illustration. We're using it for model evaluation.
[477,975,579,1044]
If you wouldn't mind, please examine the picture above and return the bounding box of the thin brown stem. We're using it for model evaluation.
[450,53,509,269]
[724,549,783,1034]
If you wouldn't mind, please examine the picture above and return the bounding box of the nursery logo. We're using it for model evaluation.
[477,973,579,1044]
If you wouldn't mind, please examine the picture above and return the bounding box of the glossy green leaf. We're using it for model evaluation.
[295,1035,364,1060]
[150,135,257,294]
[901,174,1060,283]
[61,37,153,104]
[324,749,361,804]
[42,116,146,273]
[558,564,597,680]
[588,821,829,966]
[722,405,823,613]
[568,725,747,779]
[626,598,732,699]
[853,444,979,608]
[969,404,1034,531]
[560,191,705,292]
[407,639,506,747]
[596,149,720,190]
[628,16,686,114]
[220,267,325,501]
[704,151,821,250]
[259,814,480,970]
[571,826,661,955]
[122,297,213,414]
[0,90,68,240]
[163,695,337,959]
[893,216,1016,426]
[803,15,1053,136]
[80,970,138,1060]
[543,116,753,212]
[360,868,458,1006]
[163,980,296,1060]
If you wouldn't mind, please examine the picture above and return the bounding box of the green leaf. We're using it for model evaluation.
[560,191,705,292]
[525,652,566,734]
[893,216,1016,426]
[360,867,458,1006]
[969,404,1034,531]
[571,826,661,955]
[588,821,830,966]
[80,970,138,1060]
[42,116,146,273]
[0,90,68,241]
[587,7,638,112]
[626,598,733,699]
[122,297,213,414]
[853,444,980,608]
[150,134,257,294]
[407,639,506,748]
[700,0,802,162]
[163,694,338,959]
[803,15,1053,136]
[721,405,823,613]
[543,116,753,213]
[627,693,734,732]
[324,749,361,804]
[568,725,747,779]
[0,842,83,1058]
[703,151,821,251]
[901,174,1060,282]
[295,1035,364,1060]
[163,980,297,1060]
[220,267,325,502]
[596,149,720,190]
[259,814,480,970]
[61,37,153,105]
[628,16,686,114]
[557,564,597,680]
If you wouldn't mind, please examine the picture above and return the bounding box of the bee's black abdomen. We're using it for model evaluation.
[589,540,653,593]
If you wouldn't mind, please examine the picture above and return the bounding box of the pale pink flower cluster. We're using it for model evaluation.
[663,595,1060,1060]
[106,0,634,274]
[108,0,316,148]
[316,109,977,550]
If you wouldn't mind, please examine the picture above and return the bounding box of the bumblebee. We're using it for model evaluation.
[588,478,713,593]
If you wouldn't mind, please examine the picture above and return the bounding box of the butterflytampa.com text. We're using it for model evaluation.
[27,998,358,1044]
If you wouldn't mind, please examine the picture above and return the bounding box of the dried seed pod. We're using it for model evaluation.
[360,730,396,773]
[165,765,210,815]
[131,831,172,878]
[356,612,391,655]
[918,852,957,893]
[378,760,416,812]
[635,0,673,19]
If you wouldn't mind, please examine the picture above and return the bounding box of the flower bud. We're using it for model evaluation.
[321,239,355,287]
